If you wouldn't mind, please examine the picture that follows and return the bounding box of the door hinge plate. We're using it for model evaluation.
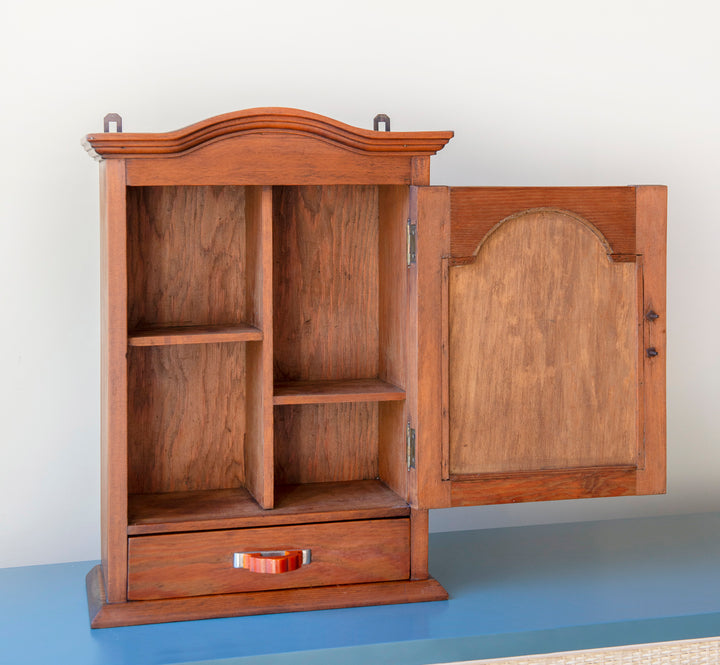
[406,422,416,469]
[407,218,417,266]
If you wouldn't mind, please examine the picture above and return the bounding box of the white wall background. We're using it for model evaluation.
[1,0,718,567]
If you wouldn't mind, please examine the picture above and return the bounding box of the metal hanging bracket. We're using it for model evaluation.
[373,114,391,131]
[104,113,123,133]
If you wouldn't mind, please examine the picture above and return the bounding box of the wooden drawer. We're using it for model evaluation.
[127,518,410,600]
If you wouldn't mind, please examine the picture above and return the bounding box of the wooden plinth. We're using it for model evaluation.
[86,565,448,628]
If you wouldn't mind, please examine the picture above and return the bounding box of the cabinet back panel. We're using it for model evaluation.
[272,186,379,381]
[449,210,637,475]
[127,186,247,329]
[128,343,247,493]
[274,403,378,484]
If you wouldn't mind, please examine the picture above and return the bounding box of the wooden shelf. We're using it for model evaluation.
[127,480,409,535]
[273,379,405,405]
[128,324,263,347]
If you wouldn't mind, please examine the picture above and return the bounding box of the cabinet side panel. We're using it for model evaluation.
[378,186,409,499]
[127,344,247,493]
[127,186,247,329]
[272,186,379,381]
[449,210,638,476]
[99,159,128,602]
[636,186,667,494]
[244,186,274,508]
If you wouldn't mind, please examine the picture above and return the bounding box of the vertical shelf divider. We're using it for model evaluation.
[244,185,274,509]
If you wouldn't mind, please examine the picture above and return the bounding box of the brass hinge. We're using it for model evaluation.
[406,218,417,266]
[406,422,416,469]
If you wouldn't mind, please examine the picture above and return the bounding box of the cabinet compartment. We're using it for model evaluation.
[272,185,380,382]
[127,342,255,494]
[127,518,410,600]
[127,185,259,334]
[271,184,409,498]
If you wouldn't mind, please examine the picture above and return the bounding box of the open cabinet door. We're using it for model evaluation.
[415,186,666,509]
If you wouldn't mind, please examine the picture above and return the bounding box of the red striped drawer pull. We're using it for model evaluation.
[233,549,311,574]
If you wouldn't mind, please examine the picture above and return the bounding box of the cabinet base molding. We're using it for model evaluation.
[86,565,448,628]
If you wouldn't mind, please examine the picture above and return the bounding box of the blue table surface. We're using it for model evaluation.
[2,513,720,665]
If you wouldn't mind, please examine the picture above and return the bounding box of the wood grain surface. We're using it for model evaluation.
[413,187,452,508]
[635,186,667,495]
[450,187,637,262]
[273,378,405,404]
[84,107,453,159]
[449,209,638,476]
[274,403,378,484]
[128,480,409,534]
[128,343,247,493]
[127,324,262,346]
[127,186,248,329]
[124,136,422,186]
[243,185,274,508]
[450,467,637,506]
[99,159,129,602]
[87,564,448,628]
[127,519,410,600]
[273,185,379,382]
[377,185,410,501]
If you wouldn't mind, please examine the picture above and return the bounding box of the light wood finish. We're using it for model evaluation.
[87,564,448,628]
[635,186,667,495]
[449,209,638,476]
[273,185,379,382]
[273,379,405,405]
[128,324,262,346]
[99,159,128,603]
[244,185,274,509]
[412,187,452,508]
[127,343,247,494]
[127,519,410,600]
[128,480,410,535]
[127,186,248,329]
[450,467,637,506]
[450,187,637,262]
[274,403,378,484]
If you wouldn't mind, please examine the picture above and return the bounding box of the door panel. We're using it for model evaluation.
[449,209,638,476]
[417,186,666,509]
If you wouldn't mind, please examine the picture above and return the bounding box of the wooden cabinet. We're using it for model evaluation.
[83,109,666,627]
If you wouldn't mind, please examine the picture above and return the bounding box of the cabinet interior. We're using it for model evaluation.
[126,184,410,533]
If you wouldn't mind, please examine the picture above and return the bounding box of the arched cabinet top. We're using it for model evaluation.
[83,107,453,159]
[83,108,453,185]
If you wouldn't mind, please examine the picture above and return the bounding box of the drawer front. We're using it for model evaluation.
[128,518,410,600]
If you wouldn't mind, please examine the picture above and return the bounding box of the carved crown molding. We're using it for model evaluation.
[83,108,454,160]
